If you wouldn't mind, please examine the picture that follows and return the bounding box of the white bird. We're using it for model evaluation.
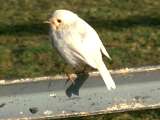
[45,10,116,90]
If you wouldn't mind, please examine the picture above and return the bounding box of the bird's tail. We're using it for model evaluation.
[97,61,116,90]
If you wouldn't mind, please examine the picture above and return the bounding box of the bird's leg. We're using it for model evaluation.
[66,73,76,84]
[63,65,76,85]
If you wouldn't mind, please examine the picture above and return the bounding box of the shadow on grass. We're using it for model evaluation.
[0,22,48,36]
[88,15,160,30]
[0,15,160,36]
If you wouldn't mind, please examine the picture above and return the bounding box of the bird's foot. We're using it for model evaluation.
[65,73,76,85]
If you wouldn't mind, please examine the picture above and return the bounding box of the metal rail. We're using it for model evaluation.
[0,65,160,120]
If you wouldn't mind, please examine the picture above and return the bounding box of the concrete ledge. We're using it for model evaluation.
[0,65,160,119]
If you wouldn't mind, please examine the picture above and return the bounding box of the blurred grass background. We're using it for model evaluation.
[0,0,160,119]
[0,0,160,79]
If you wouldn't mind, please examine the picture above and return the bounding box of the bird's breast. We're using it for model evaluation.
[51,30,83,67]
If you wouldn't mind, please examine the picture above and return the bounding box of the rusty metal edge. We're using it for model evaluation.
[5,102,160,120]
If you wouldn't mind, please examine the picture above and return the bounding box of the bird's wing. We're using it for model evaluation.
[67,18,104,68]
[72,19,116,90]
[76,19,111,60]
[99,41,112,60]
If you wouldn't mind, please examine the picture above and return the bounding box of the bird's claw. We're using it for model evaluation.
[65,73,76,85]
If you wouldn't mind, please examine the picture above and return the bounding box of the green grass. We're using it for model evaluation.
[0,0,160,119]
[0,0,160,79]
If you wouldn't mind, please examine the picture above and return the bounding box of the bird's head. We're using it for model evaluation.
[44,10,78,31]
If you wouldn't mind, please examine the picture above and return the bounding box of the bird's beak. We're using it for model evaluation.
[43,20,51,24]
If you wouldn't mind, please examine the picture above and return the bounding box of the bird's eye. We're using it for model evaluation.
[57,19,61,23]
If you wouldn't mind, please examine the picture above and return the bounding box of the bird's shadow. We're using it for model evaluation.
[65,73,89,97]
